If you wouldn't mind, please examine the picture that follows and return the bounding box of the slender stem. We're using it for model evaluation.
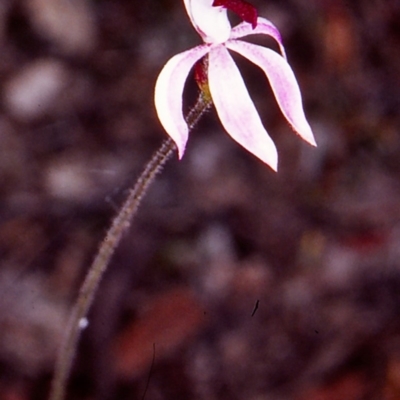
[49,93,211,400]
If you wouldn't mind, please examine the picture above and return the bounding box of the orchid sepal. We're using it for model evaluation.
[154,0,316,169]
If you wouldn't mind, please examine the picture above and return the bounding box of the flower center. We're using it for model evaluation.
[212,0,258,28]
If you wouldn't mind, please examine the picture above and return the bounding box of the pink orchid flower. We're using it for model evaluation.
[154,0,316,170]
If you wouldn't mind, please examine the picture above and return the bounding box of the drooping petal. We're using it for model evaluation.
[184,0,231,44]
[208,45,278,170]
[154,45,210,158]
[230,17,286,59]
[227,40,316,146]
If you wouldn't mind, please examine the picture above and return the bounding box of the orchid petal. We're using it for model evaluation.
[208,45,278,169]
[230,17,286,59]
[227,40,316,146]
[184,0,231,43]
[154,45,210,158]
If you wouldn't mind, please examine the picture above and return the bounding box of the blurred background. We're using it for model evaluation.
[0,0,400,399]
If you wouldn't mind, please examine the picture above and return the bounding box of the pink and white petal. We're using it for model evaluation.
[154,45,210,158]
[208,45,278,170]
[227,40,316,146]
[184,0,231,43]
[230,17,286,59]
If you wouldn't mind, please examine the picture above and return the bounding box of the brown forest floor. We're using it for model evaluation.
[0,0,400,399]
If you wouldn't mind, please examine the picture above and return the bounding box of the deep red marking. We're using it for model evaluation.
[212,0,258,29]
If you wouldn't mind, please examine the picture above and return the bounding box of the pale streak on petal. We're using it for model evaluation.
[230,17,286,59]
[227,40,316,146]
[208,45,278,170]
[183,0,231,43]
[154,45,210,158]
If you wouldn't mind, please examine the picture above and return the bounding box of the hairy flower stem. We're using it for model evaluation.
[49,93,211,400]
